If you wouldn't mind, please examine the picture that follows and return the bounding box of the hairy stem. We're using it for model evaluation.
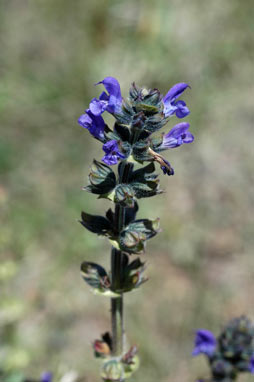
[111,161,132,356]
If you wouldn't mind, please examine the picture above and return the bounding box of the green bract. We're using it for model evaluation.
[84,160,116,195]
[101,359,124,382]
[80,255,147,295]
[119,218,160,254]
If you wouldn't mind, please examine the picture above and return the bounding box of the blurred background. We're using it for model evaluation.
[1,0,254,381]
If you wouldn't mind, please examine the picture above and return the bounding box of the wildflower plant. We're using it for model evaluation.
[78,76,193,381]
[193,316,254,382]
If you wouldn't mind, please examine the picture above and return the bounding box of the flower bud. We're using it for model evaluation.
[101,359,124,382]
[93,332,112,358]
[94,341,111,358]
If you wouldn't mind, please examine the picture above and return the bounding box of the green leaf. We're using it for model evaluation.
[80,262,119,297]
[80,211,113,236]
[131,162,156,180]
[81,261,108,288]
[131,181,162,198]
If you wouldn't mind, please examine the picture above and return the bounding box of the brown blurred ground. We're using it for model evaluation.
[1,0,254,381]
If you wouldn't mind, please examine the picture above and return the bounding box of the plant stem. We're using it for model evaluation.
[111,247,124,355]
[111,161,132,356]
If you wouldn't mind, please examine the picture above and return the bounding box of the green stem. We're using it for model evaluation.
[111,161,132,356]
[111,247,124,355]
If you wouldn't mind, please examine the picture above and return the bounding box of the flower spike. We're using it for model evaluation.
[78,77,193,381]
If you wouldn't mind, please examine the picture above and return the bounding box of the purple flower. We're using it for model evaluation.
[78,109,105,140]
[163,83,190,118]
[90,77,122,116]
[249,356,254,374]
[102,140,125,165]
[161,122,194,149]
[161,159,174,176]
[192,329,216,357]
[89,93,108,116]
[41,372,53,382]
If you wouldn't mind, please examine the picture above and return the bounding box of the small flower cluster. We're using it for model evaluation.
[193,316,254,382]
[78,77,193,173]
[78,77,193,381]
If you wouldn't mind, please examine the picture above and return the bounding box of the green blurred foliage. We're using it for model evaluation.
[1,0,254,381]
